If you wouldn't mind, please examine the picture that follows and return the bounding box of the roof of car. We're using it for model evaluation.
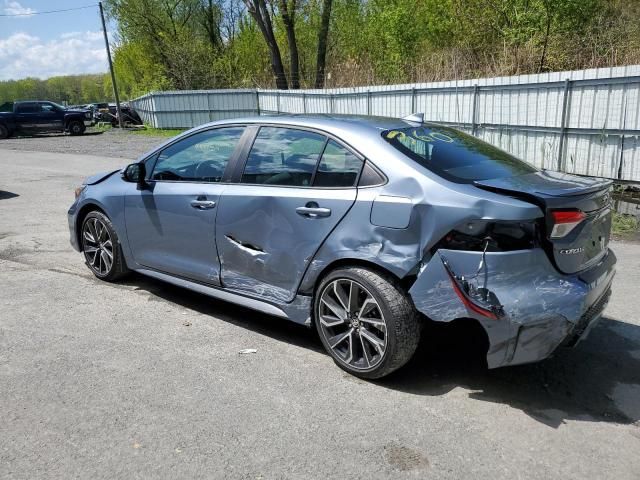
[214,114,415,135]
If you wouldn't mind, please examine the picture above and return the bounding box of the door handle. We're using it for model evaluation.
[190,200,216,209]
[296,206,331,218]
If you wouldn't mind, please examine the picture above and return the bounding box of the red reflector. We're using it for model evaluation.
[445,270,498,320]
[551,210,586,224]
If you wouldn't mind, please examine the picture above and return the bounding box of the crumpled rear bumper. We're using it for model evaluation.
[408,248,616,368]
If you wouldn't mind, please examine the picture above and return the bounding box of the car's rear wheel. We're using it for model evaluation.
[81,211,129,281]
[0,124,9,139]
[314,267,421,379]
[68,120,85,136]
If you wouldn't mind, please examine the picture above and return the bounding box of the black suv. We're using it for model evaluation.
[0,101,94,138]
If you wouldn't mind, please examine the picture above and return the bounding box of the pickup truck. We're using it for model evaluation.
[0,101,94,139]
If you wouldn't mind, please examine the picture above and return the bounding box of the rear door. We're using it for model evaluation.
[124,126,246,285]
[216,126,363,302]
[14,102,40,130]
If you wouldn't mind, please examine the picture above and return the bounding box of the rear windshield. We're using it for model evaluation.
[382,126,536,183]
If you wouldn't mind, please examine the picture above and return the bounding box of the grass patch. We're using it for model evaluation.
[612,211,640,236]
[130,127,186,138]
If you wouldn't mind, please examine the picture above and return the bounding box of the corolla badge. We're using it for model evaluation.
[559,247,584,255]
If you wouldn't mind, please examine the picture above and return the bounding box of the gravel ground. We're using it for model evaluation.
[1,148,639,479]
[0,128,171,159]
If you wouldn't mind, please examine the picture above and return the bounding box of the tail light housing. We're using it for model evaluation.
[549,210,586,238]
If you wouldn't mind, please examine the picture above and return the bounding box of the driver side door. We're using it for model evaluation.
[124,126,246,285]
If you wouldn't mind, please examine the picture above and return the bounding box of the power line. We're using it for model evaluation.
[0,4,97,17]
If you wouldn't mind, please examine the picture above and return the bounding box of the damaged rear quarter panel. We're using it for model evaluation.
[408,249,588,367]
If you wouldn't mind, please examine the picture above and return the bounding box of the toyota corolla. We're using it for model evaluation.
[68,115,616,378]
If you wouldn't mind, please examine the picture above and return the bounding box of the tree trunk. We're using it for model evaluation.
[279,0,300,89]
[244,0,288,89]
[538,3,552,73]
[314,0,332,88]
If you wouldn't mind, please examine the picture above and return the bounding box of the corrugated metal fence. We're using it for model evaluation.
[131,65,640,182]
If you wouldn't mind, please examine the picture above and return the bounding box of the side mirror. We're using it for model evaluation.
[122,162,148,190]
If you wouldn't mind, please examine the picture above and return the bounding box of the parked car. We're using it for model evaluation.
[67,115,616,378]
[0,101,93,138]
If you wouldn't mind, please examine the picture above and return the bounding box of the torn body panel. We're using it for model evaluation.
[409,248,616,368]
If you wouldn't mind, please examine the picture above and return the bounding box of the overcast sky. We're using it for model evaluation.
[0,0,115,80]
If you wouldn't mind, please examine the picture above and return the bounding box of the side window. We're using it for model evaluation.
[40,103,56,112]
[15,103,37,113]
[313,140,363,187]
[241,127,326,186]
[151,127,244,182]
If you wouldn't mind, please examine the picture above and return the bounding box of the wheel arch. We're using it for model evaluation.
[75,203,106,251]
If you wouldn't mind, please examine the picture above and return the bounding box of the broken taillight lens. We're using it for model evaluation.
[549,210,586,238]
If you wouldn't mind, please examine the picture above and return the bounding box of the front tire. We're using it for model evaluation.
[81,211,129,281]
[314,267,421,379]
[68,120,85,136]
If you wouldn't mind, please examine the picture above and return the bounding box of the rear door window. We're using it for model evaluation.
[15,103,38,114]
[383,126,537,183]
[241,127,326,187]
[313,140,363,187]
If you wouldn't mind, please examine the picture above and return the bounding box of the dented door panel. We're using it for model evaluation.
[215,185,357,303]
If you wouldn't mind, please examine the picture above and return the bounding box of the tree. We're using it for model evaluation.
[278,0,300,89]
[314,0,332,88]
[243,0,289,89]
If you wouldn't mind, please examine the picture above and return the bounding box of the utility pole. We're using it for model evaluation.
[99,1,123,129]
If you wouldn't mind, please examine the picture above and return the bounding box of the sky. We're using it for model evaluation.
[0,0,116,81]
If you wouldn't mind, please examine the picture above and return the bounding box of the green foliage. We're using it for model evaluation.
[5,0,640,95]
[0,74,108,105]
[612,211,640,236]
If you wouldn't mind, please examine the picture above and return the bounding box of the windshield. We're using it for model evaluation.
[383,125,537,183]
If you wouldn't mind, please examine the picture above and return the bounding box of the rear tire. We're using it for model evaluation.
[0,124,9,139]
[314,267,421,379]
[68,120,85,136]
[81,211,129,282]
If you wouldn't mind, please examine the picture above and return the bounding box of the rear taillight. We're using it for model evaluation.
[550,210,586,238]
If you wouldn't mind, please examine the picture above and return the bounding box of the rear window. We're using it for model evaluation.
[383,126,536,183]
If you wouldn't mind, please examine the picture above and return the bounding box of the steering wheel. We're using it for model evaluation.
[195,160,223,181]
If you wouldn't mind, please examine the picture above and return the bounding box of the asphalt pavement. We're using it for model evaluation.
[1,147,639,479]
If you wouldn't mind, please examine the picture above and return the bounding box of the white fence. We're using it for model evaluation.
[131,65,640,182]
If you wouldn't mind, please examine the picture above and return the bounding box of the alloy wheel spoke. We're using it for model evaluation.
[333,281,349,312]
[329,328,353,349]
[100,250,112,272]
[360,327,385,356]
[320,314,345,327]
[321,296,347,320]
[348,281,360,315]
[359,333,372,367]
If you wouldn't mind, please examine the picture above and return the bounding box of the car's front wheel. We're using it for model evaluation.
[81,211,129,281]
[314,267,421,379]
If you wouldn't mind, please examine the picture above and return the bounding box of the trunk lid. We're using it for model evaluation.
[474,170,613,274]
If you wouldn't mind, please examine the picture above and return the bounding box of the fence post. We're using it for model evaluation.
[302,92,307,114]
[276,91,281,114]
[471,84,479,136]
[366,90,371,116]
[411,88,417,113]
[255,90,261,116]
[330,93,335,114]
[557,78,572,172]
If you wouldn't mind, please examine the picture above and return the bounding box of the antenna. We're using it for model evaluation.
[402,113,424,124]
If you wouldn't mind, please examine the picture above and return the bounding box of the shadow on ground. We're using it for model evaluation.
[0,191,19,200]
[121,272,640,429]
